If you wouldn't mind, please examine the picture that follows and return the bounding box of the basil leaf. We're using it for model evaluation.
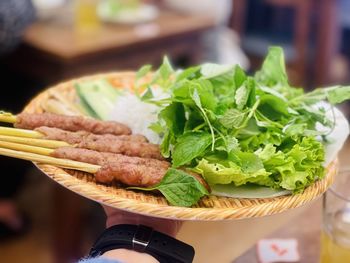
[156,169,208,206]
[129,168,209,207]
[172,132,211,167]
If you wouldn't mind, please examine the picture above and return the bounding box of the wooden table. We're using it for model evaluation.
[7,11,214,83]
[234,199,323,263]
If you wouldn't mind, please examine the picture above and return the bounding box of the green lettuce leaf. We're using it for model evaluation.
[194,159,272,186]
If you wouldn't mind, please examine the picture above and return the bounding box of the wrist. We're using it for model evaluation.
[101,248,159,263]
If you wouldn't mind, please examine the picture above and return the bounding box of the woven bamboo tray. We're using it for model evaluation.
[23,72,338,220]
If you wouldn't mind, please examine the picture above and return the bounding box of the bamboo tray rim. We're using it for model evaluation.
[22,72,338,221]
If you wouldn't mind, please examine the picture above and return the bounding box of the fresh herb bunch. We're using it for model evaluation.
[138,47,350,197]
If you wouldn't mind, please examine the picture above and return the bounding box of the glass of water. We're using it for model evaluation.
[321,169,350,263]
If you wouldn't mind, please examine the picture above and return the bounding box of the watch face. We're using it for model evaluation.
[133,225,154,252]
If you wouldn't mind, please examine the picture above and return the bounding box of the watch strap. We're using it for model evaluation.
[89,224,195,263]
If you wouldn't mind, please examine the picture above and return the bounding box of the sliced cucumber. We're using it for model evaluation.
[75,79,121,120]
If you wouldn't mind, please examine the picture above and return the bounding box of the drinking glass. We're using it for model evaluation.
[74,0,101,34]
[321,169,350,262]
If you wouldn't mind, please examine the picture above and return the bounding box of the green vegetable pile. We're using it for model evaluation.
[76,47,350,207]
[135,47,350,205]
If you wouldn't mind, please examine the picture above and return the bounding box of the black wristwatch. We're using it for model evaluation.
[89,224,195,263]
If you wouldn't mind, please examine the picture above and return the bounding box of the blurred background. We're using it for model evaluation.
[0,0,349,262]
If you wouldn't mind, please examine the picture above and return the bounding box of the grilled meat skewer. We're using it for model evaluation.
[52,147,208,189]
[52,147,169,169]
[0,144,209,190]
[14,112,131,135]
[36,127,148,144]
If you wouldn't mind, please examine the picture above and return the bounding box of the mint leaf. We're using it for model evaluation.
[159,103,185,136]
[327,86,350,104]
[136,64,152,80]
[158,103,186,158]
[156,56,173,80]
[130,168,209,207]
[191,79,217,110]
[172,132,211,167]
[160,131,172,158]
[201,63,233,79]
[140,86,154,101]
[148,122,163,134]
[176,66,201,81]
[219,109,248,129]
[235,78,254,110]
[255,46,288,86]
[226,137,240,152]
[234,65,247,88]
[151,56,175,89]
[291,86,350,106]
[258,94,290,120]
[191,88,215,149]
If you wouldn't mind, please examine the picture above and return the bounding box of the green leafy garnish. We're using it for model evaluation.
[172,132,212,168]
[136,46,350,197]
[130,168,209,207]
[136,64,152,80]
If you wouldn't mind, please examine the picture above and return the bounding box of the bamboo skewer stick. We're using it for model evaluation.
[0,127,75,149]
[0,127,80,154]
[0,141,54,156]
[0,137,100,173]
[0,127,42,138]
[0,135,69,148]
[0,147,99,173]
[0,112,100,173]
[0,112,17,123]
